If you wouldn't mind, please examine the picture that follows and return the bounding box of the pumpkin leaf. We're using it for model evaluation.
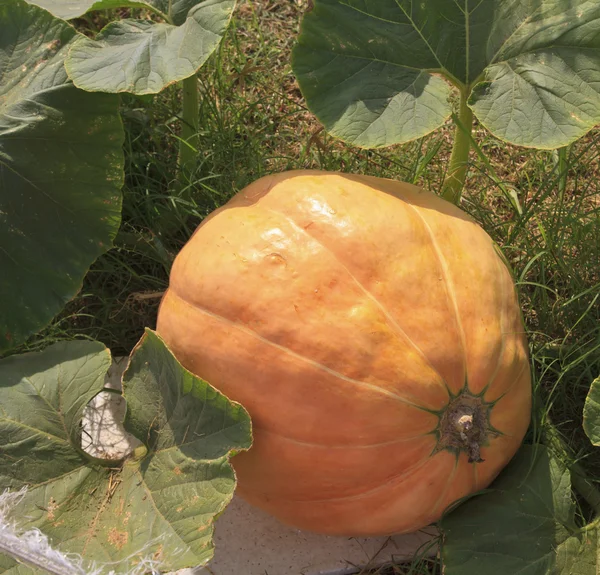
[0,330,252,573]
[26,0,158,21]
[65,0,236,94]
[583,376,600,446]
[0,340,111,489]
[27,0,208,22]
[0,0,124,352]
[440,445,597,574]
[291,0,452,148]
[292,0,600,149]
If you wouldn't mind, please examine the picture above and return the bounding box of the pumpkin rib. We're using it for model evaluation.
[406,203,468,390]
[482,333,529,403]
[489,253,509,392]
[167,287,436,413]
[488,367,532,438]
[476,252,521,397]
[158,289,442,445]
[235,429,439,501]
[433,454,478,519]
[252,422,435,449]
[258,204,450,398]
[430,454,460,515]
[487,362,529,411]
[240,449,435,504]
[470,250,510,398]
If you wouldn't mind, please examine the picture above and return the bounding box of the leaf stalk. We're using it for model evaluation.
[441,90,474,205]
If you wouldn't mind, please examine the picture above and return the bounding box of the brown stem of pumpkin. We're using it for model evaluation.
[452,410,484,463]
[437,395,489,463]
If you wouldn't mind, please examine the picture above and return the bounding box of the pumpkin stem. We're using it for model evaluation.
[436,394,491,463]
[453,410,484,463]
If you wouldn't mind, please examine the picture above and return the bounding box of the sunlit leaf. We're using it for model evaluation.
[0,330,252,573]
[293,0,600,149]
[65,0,236,95]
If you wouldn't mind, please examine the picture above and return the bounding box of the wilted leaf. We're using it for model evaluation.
[583,376,600,446]
[441,445,597,575]
[0,0,124,351]
[65,0,236,94]
[0,330,252,573]
[292,0,600,149]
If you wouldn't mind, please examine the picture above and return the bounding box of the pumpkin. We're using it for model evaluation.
[156,170,531,536]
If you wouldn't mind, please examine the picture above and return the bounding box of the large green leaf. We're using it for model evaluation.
[0,0,124,352]
[292,0,600,149]
[0,330,252,573]
[441,445,597,574]
[583,376,600,445]
[0,340,111,489]
[28,0,215,23]
[65,0,236,94]
[27,0,156,20]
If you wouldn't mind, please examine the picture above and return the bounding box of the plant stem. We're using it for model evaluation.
[177,74,199,184]
[441,90,474,205]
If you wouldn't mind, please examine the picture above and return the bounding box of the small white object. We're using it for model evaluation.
[81,356,141,460]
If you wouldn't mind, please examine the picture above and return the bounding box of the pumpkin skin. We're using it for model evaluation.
[156,170,531,536]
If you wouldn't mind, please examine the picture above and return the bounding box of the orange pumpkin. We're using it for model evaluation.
[156,170,531,536]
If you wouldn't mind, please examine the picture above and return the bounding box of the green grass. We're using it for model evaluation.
[20,0,600,570]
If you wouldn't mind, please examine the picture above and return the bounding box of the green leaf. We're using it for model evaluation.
[291,0,453,148]
[149,0,225,26]
[65,0,236,94]
[583,376,600,446]
[0,0,124,351]
[292,0,600,149]
[440,445,597,575]
[27,0,212,22]
[26,0,156,21]
[0,340,111,489]
[468,1,600,149]
[0,330,252,572]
